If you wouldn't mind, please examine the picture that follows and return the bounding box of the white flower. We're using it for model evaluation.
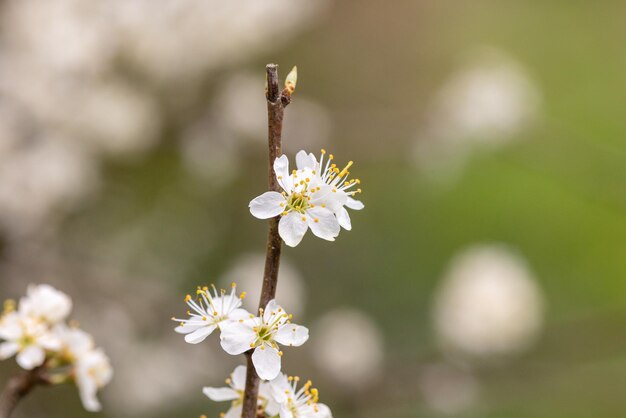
[0,311,61,370]
[203,365,278,418]
[269,373,333,418]
[19,284,72,324]
[55,324,95,362]
[75,348,113,412]
[249,153,346,247]
[172,283,250,344]
[294,149,364,231]
[220,300,309,380]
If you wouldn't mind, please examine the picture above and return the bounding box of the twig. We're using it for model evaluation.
[240,63,291,418]
[0,366,48,418]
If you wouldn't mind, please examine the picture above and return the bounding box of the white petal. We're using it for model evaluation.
[274,155,293,192]
[220,322,256,355]
[314,403,333,418]
[38,333,61,351]
[202,386,239,402]
[278,212,308,247]
[77,375,101,412]
[229,309,252,321]
[0,313,22,340]
[224,405,243,418]
[310,186,347,212]
[249,192,285,219]
[336,206,352,230]
[260,381,281,415]
[274,324,309,347]
[269,373,292,404]
[306,207,340,241]
[231,365,248,390]
[296,150,316,170]
[174,323,204,334]
[0,342,19,359]
[280,405,295,418]
[184,325,217,344]
[345,196,364,210]
[16,345,45,370]
[262,300,287,325]
[252,346,281,380]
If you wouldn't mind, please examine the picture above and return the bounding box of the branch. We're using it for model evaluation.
[0,366,48,418]
[240,63,291,418]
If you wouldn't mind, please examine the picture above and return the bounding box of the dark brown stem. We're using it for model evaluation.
[241,63,291,418]
[0,367,48,418]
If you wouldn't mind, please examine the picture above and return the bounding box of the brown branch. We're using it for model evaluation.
[0,366,48,418]
[241,63,291,418]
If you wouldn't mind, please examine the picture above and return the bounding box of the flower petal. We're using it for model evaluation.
[0,342,19,360]
[345,196,364,210]
[228,309,252,321]
[278,212,308,247]
[274,324,309,347]
[274,155,293,192]
[224,405,243,418]
[174,322,204,334]
[202,386,239,402]
[336,206,352,230]
[16,345,45,370]
[296,150,316,170]
[220,321,256,355]
[315,403,333,418]
[184,324,217,344]
[249,192,285,219]
[279,405,296,418]
[252,345,281,380]
[262,300,287,325]
[306,207,340,241]
[77,374,101,412]
[231,365,248,390]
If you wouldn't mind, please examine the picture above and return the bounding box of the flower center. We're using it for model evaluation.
[256,325,273,342]
[285,192,310,213]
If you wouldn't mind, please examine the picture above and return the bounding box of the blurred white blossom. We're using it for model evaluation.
[418,363,479,415]
[415,47,542,177]
[221,254,307,317]
[0,284,112,412]
[433,244,544,360]
[0,137,99,237]
[311,309,384,390]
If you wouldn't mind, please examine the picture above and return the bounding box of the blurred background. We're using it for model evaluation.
[1,1,626,417]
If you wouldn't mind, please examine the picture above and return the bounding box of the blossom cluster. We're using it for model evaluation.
[172,284,308,381]
[203,365,331,418]
[249,150,364,247]
[0,284,112,412]
[172,284,331,417]
[173,150,362,417]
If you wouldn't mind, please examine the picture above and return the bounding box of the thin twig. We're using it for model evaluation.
[0,366,48,418]
[240,63,291,418]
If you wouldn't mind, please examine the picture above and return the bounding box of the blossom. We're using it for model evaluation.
[249,153,346,247]
[203,365,278,418]
[294,149,364,231]
[0,310,61,370]
[172,283,250,344]
[55,324,95,362]
[75,348,113,412]
[220,300,308,380]
[269,373,333,418]
[19,284,72,324]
